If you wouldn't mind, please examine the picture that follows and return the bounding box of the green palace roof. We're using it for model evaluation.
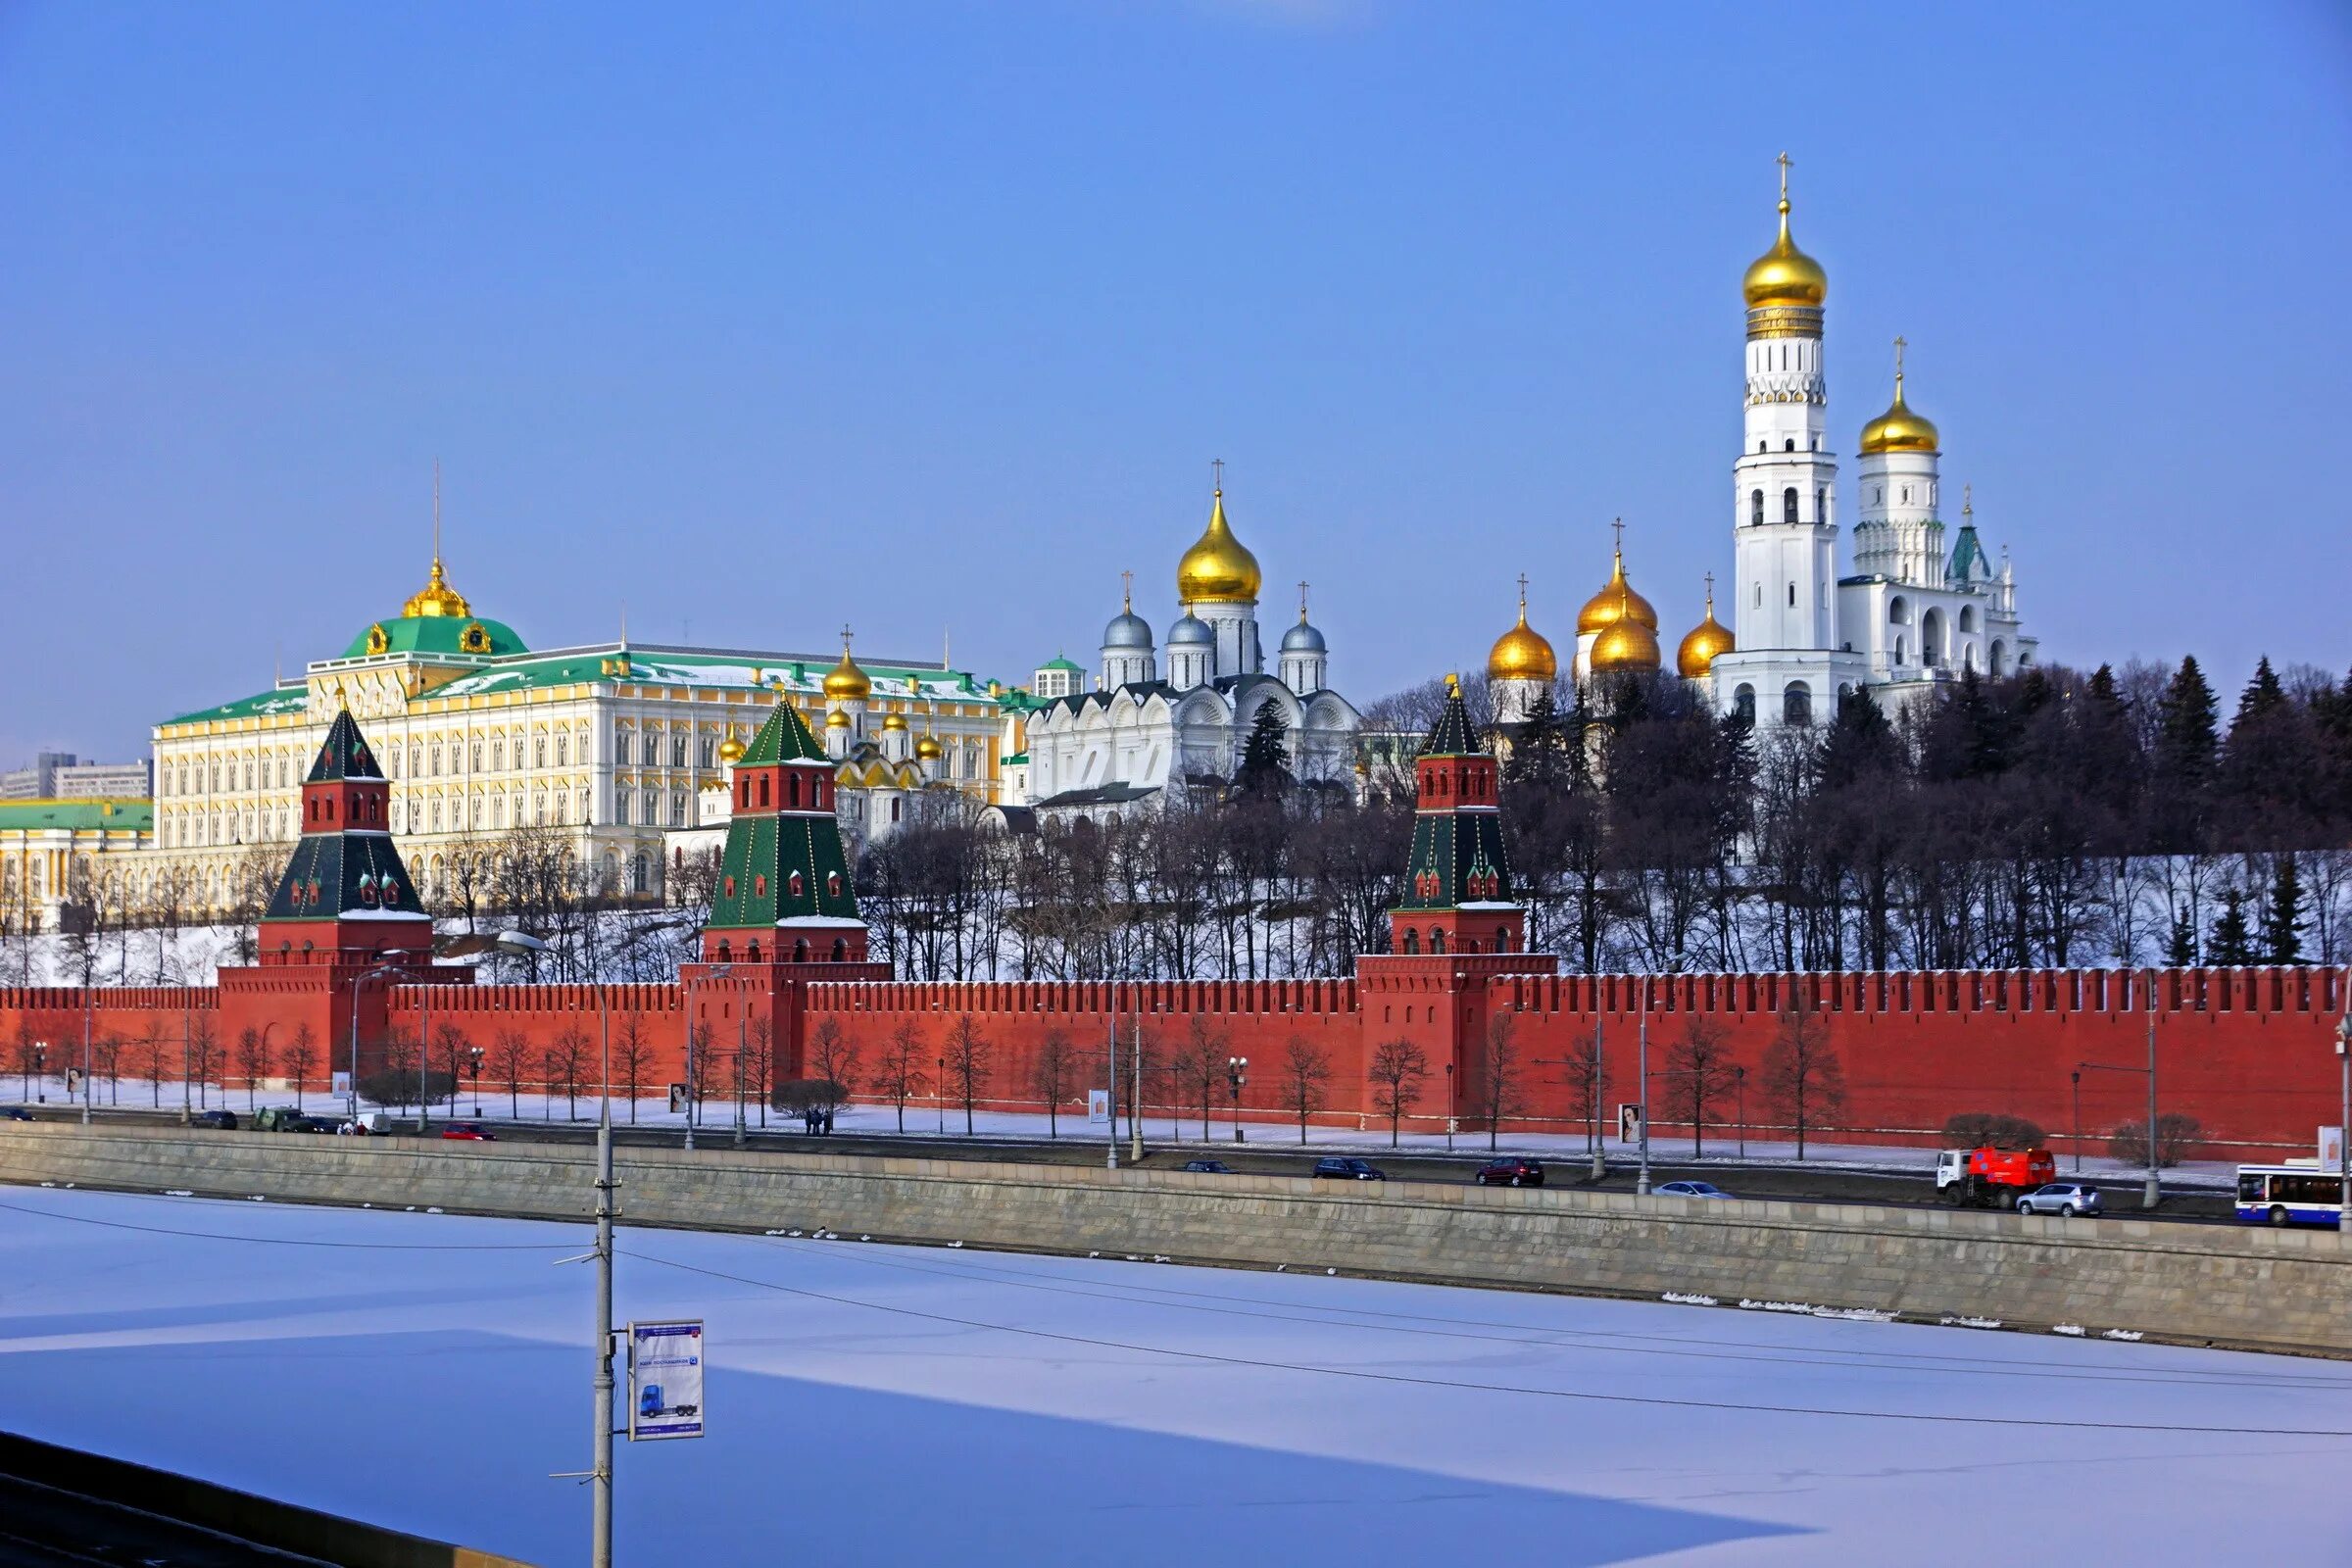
[339,613,528,661]
[0,800,153,834]
[162,688,313,727]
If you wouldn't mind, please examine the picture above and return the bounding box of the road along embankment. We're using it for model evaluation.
[5,1122,2346,1356]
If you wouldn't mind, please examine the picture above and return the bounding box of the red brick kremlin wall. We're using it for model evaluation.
[3,966,2346,1160]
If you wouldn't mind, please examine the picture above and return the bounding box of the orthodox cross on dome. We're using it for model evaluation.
[1298,579,1310,620]
[1611,516,1626,556]
[1516,571,1529,612]
[1121,569,1134,611]
[1210,457,1225,493]
[1893,334,1908,385]
[1963,482,1974,518]
[1776,150,1792,207]
[1703,569,1716,604]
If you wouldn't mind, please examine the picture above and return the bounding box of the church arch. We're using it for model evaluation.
[1958,605,1979,633]
[1783,488,1798,524]
[1401,928,1419,956]
[1920,608,1946,667]
[1989,639,2009,678]
[1782,681,1813,726]
[1749,489,1763,527]
[1732,684,1756,725]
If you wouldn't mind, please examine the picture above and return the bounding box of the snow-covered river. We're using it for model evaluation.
[1,1185,2344,1564]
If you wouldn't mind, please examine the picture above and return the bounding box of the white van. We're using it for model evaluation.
[340,1110,394,1136]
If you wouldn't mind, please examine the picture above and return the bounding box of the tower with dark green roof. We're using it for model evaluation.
[702,699,869,965]
[258,702,432,963]
[1391,673,1524,959]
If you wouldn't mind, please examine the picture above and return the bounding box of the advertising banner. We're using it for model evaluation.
[1617,1102,1644,1144]
[627,1320,707,1441]
[1087,1089,1110,1125]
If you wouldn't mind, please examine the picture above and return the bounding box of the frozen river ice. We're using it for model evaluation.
[1,1185,2346,1564]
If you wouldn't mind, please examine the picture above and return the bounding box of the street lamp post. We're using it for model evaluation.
[1105,994,1118,1172]
[348,952,422,1129]
[468,1044,485,1116]
[80,990,94,1126]
[936,1056,946,1135]
[1128,1011,1145,1165]
[2333,1000,2349,1234]
[733,1011,748,1151]
[1636,984,1652,1198]
[1444,1061,1454,1152]
[1735,1065,1746,1160]
[31,1044,45,1104]
[1226,1055,1248,1144]
[2071,1069,2082,1175]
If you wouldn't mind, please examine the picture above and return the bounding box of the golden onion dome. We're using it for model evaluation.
[1175,487,1262,605]
[915,732,945,760]
[1487,588,1557,683]
[822,637,872,700]
[1742,185,1828,311]
[1676,583,1736,679]
[882,710,908,732]
[715,725,746,764]
[824,708,852,730]
[401,555,471,619]
[1859,367,1939,456]
[1590,615,1662,675]
[1577,546,1658,636]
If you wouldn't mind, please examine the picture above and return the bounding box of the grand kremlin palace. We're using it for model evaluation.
[131,551,1010,916]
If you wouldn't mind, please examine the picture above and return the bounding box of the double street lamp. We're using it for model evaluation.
[1225,1055,1248,1144]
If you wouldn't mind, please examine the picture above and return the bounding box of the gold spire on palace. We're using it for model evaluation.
[1175,486,1263,605]
[1487,578,1557,683]
[401,556,471,619]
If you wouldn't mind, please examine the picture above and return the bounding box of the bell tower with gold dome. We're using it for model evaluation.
[1711,153,1864,728]
[1850,336,1949,585]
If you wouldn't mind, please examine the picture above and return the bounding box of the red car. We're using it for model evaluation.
[1475,1156,1544,1187]
[439,1123,496,1141]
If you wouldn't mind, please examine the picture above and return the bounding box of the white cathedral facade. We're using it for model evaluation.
[1488,159,2035,731]
[1018,482,1362,813]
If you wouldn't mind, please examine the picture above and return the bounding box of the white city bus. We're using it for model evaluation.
[2233,1165,2345,1228]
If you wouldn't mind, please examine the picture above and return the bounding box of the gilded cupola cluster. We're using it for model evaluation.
[1742,152,1828,339]
[1487,581,1558,685]
[1858,338,1940,455]
[1676,576,1736,678]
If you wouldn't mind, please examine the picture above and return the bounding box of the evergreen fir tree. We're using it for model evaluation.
[2235,657,2287,725]
[2165,906,2198,968]
[1237,701,1291,791]
[2260,856,2306,964]
[2206,886,2255,967]
[1563,692,1597,794]
[2154,655,2219,786]
[2086,662,2121,708]
[1817,687,1897,790]
[1503,688,1564,786]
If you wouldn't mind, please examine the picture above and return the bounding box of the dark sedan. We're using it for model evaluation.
[1313,1156,1386,1181]
[191,1108,238,1130]
[1475,1156,1545,1187]
[1181,1159,1232,1173]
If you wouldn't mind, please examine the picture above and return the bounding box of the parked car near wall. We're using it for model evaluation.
[190,1108,238,1130]
[2016,1181,2102,1217]
[1313,1157,1386,1182]
[1475,1157,1544,1187]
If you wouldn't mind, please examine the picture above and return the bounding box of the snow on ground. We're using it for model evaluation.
[1,1186,2344,1564]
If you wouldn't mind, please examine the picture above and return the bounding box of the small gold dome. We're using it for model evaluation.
[1175,488,1262,605]
[1577,547,1658,636]
[882,710,908,731]
[1677,585,1736,678]
[915,732,945,760]
[716,725,746,764]
[822,638,872,700]
[1487,589,1557,683]
[1591,616,1662,675]
[825,708,852,730]
[1742,196,1828,311]
[1859,370,1939,456]
[401,556,471,619]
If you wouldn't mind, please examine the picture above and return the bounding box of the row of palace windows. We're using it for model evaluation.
[1753,437,1824,453]
[1749,486,1829,527]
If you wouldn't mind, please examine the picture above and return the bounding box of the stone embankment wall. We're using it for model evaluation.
[6,1123,2346,1356]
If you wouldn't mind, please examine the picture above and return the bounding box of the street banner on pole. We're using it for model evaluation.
[1087,1089,1110,1124]
[627,1320,706,1441]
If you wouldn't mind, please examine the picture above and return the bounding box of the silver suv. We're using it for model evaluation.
[2016,1181,2102,1217]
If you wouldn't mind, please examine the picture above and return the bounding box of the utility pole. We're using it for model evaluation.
[1105,993,1118,1171]
[2144,979,2160,1211]
[1128,1013,1144,1165]
[592,993,616,1568]
[1591,1021,1605,1181]
[80,990,93,1126]
[2335,994,2350,1234]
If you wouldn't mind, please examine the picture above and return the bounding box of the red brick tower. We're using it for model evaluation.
[1354,674,1553,1132]
[217,697,460,1076]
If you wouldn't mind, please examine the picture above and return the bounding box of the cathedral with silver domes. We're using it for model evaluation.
[1019,476,1362,814]
[1487,157,2035,732]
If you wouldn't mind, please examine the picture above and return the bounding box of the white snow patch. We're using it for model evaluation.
[1938,1315,2003,1330]
[2103,1329,2145,1342]
[1662,1292,1719,1306]
[2052,1324,2086,1337]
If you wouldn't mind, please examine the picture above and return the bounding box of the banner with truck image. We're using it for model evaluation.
[627,1320,706,1441]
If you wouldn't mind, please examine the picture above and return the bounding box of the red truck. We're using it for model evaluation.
[1936,1145,2056,1206]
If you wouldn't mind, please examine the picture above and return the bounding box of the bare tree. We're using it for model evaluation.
[1367,1037,1431,1148]
[1663,1015,1734,1157]
[1759,989,1843,1159]
[612,1013,656,1124]
[433,1023,471,1115]
[1478,1012,1525,1151]
[943,1015,992,1135]
[94,1032,123,1106]
[1551,1022,1606,1155]
[807,1017,862,1130]
[744,1014,775,1129]
[873,1020,929,1134]
[234,1026,270,1110]
[282,1023,318,1112]
[545,1026,591,1121]
[379,1028,419,1114]
[1031,1028,1077,1138]
[490,1027,532,1118]
[187,1016,220,1109]
[1168,1016,1229,1141]
[139,1028,168,1107]
[1278,1035,1333,1145]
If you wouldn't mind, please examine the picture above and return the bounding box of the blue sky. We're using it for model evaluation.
[4,1,2348,763]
